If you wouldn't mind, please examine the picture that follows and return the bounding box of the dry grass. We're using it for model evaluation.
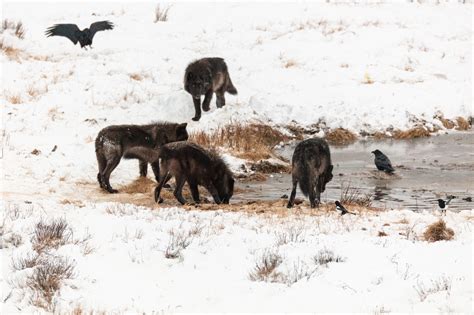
[249,160,290,174]
[339,182,373,207]
[32,219,72,253]
[6,94,22,104]
[2,19,25,39]
[282,59,298,68]
[190,123,290,161]
[0,40,22,60]
[129,73,143,81]
[12,253,41,271]
[325,128,357,145]
[438,117,455,129]
[423,220,454,242]
[248,250,283,282]
[164,228,194,259]
[392,126,430,139]
[378,231,388,237]
[154,4,171,22]
[313,248,345,265]
[455,117,470,130]
[27,257,75,310]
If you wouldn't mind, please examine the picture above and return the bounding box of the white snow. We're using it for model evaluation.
[1,200,472,313]
[1,1,473,313]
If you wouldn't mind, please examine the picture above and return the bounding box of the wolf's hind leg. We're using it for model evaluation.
[102,156,121,193]
[139,160,148,177]
[287,179,298,208]
[154,172,171,203]
[188,179,200,204]
[173,175,187,205]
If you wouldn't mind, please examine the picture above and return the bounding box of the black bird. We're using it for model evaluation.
[335,201,355,216]
[45,21,114,49]
[437,196,454,215]
[371,149,394,174]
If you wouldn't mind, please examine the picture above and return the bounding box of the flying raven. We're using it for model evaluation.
[371,149,394,173]
[45,21,114,49]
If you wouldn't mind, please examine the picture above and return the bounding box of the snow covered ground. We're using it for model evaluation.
[1,200,473,313]
[1,1,473,313]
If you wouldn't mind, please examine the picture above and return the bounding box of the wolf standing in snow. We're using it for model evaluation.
[95,122,188,193]
[184,57,238,121]
[154,142,235,205]
[287,138,334,208]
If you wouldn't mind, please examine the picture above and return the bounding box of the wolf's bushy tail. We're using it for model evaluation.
[226,76,238,95]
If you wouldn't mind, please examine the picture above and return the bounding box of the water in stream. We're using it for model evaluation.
[236,132,474,211]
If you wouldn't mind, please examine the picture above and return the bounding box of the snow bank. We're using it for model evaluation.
[1,200,472,313]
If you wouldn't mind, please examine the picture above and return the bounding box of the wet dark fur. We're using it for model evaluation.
[287,138,334,208]
[184,57,237,121]
[154,141,235,205]
[95,122,188,193]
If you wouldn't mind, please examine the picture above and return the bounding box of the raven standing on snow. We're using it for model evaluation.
[371,149,394,174]
[45,21,114,49]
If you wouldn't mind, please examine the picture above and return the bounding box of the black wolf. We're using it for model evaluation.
[287,138,334,208]
[95,122,188,193]
[45,21,114,49]
[184,57,237,121]
[371,149,394,173]
[154,142,235,205]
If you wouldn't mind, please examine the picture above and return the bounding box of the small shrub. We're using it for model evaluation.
[164,229,193,259]
[340,182,372,207]
[1,19,25,39]
[275,223,306,245]
[280,259,315,286]
[423,220,454,242]
[26,257,75,310]
[248,250,283,282]
[154,4,171,22]
[12,253,41,271]
[313,248,345,266]
[378,231,388,237]
[32,219,72,253]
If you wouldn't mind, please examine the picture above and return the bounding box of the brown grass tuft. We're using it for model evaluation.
[249,250,283,282]
[455,117,470,130]
[32,219,72,253]
[190,123,290,161]
[392,126,430,139]
[325,128,357,145]
[249,160,290,174]
[377,231,388,237]
[283,59,298,68]
[6,94,22,104]
[339,182,372,207]
[27,257,75,310]
[2,19,25,39]
[129,73,143,81]
[423,220,454,242]
[439,117,455,129]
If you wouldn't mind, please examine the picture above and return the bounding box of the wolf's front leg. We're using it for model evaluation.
[192,96,201,121]
[202,90,213,112]
[207,185,222,205]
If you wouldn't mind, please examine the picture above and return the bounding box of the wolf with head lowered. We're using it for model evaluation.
[184,57,238,121]
[154,141,235,205]
[287,138,334,208]
[95,122,188,193]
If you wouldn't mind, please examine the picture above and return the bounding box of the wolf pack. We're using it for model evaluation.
[44,19,452,213]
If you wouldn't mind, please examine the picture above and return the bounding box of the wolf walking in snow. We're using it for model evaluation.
[95,122,188,193]
[154,141,235,205]
[184,57,238,121]
[287,138,334,208]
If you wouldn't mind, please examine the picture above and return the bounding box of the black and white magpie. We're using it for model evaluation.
[437,196,454,215]
[335,201,356,216]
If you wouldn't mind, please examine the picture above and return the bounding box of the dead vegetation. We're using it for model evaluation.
[154,4,171,22]
[1,19,25,39]
[248,250,283,282]
[423,220,454,242]
[313,248,345,266]
[164,228,196,259]
[325,128,357,145]
[414,276,452,302]
[26,257,75,310]
[392,126,430,139]
[190,123,290,161]
[455,117,470,130]
[32,219,72,253]
[339,182,373,207]
[129,73,144,81]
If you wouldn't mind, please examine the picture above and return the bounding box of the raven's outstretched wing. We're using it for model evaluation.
[89,21,114,39]
[45,24,81,44]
